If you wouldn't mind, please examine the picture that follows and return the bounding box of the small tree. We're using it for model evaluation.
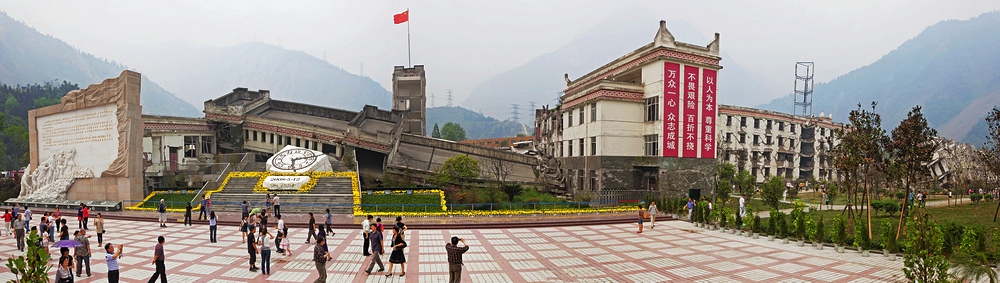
[902,210,949,283]
[431,123,442,139]
[854,217,872,251]
[433,155,480,187]
[760,176,784,211]
[6,231,51,283]
[879,219,898,253]
[501,184,523,203]
[440,122,467,142]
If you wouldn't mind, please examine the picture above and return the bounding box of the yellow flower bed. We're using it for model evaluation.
[206,171,359,194]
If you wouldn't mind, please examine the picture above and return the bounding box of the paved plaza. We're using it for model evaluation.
[0,218,904,282]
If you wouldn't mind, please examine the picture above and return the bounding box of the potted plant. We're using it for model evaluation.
[752,214,762,239]
[767,211,779,241]
[832,215,847,253]
[773,211,790,244]
[854,218,871,257]
[734,208,743,235]
[791,208,807,246]
[814,216,825,250]
[878,219,897,259]
[805,215,817,248]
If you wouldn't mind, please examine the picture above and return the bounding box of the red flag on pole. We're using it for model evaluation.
[393,10,409,24]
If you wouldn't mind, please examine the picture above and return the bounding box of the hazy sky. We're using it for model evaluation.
[2,1,999,110]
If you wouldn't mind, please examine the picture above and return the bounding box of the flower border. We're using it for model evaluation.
[125,191,198,213]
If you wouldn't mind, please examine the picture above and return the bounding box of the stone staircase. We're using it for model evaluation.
[209,173,356,215]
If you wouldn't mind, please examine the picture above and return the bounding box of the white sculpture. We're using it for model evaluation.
[19,148,95,200]
[266,145,334,173]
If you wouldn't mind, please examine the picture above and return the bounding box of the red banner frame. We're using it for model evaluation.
[662,62,681,157]
[682,65,700,158]
[701,69,717,159]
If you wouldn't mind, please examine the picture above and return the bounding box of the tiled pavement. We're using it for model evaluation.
[0,219,904,282]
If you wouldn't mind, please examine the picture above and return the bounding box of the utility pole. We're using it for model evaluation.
[430,93,436,108]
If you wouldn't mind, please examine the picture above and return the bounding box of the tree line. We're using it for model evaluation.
[0,81,76,171]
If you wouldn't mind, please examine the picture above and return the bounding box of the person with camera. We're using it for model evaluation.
[105,243,123,283]
[446,236,470,283]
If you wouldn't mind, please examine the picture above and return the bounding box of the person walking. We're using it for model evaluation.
[82,205,90,230]
[209,211,218,243]
[385,231,407,277]
[78,204,84,229]
[687,198,695,222]
[272,195,281,218]
[313,237,331,283]
[241,201,249,219]
[364,221,385,275]
[184,203,192,226]
[95,213,105,246]
[240,215,249,243]
[199,197,208,220]
[105,243,123,283]
[306,213,316,244]
[13,214,25,252]
[276,215,287,240]
[362,215,372,256]
[75,229,92,277]
[324,209,333,233]
[157,200,167,228]
[23,206,31,230]
[280,231,292,256]
[446,236,469,283]
[60,219,70,241]
[265,193,272,216]
[257,228,274,275]
[247,226,259,272]
[2,209,10,236]
[393,216,407,239]
[739,195,746,218]
[648,201,658,229]
[58,246,75,278]
[637,205,644,234]
[148,236,167,283]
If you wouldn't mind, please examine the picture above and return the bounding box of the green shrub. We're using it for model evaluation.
[5,231,51,283]
[753,214,763,234]
[805,215,816,242]
[832,215,848,245]
[766,211,778,235]
[792,208,807,239]
[895,191,906,200]
[878,219,898,253]
[942,221,965,255]
[853,218,872,250]
[773,211,789,238]
[970,193,983,203]
[814,216,825,243]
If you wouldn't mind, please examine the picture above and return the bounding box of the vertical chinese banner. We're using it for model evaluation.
[662,62,681,157]
[701,69,717,159]
[682,65,700,158]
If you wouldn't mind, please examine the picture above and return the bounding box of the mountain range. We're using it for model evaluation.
[0,12,201,117]
[134,42,391,111]
[757,11,1000,146]
[426,106,529,140]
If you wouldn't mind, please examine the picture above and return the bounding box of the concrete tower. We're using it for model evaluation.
[392,65,427,136]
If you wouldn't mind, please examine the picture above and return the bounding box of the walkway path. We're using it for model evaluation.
[0,218,905,282]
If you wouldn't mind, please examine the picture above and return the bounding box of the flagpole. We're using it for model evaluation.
[406,9,411,67]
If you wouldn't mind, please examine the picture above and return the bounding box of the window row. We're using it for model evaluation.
[563,137,598,157]
[244,129,340,156]
[565,103,598,128]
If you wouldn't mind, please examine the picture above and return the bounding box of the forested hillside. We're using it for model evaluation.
[0,81,77,170]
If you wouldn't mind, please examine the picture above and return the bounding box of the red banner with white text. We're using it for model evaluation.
[701,69,717,159]
[682,65,700,158]
[663,62,681,157]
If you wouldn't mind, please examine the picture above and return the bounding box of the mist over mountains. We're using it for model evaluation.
[757,11,1000,145]
[139,42,391,111]
[462,9,781,117]
[0,12,201,117]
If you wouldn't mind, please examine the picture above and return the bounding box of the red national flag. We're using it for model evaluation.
[393,10,409,24]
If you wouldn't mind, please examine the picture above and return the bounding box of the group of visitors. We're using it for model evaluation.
[4,192,478,283]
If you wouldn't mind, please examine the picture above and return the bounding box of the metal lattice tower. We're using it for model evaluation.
[446,90,454,107]
[528,101,537,122]
[792,62,815,117]
[430,93,435,108]
[510,104,520,123]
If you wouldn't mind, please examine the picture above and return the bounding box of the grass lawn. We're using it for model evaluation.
[724,196,793,212]
[361,193,443,212]
[138,193,198,210]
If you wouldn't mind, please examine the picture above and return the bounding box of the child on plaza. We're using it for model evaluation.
[281,231,292,256]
